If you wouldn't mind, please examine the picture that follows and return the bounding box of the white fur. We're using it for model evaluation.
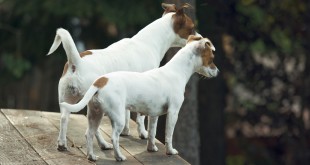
[47,12,198,152]
[60,38,219,161]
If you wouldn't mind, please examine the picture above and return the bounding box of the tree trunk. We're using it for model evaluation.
[158,1,200,164]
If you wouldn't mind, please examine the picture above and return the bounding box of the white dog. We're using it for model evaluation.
[60,35,219,161]
[47,3,198,151]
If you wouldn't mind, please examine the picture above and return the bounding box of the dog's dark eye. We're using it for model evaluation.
[190,28,195,35]
[206,42,211,47]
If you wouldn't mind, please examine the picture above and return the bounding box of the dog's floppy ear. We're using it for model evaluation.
[194,40,206,53]
[176,3,193,16]
[194,38,216,54]
[162,3,177,14]
[205,39,216,51]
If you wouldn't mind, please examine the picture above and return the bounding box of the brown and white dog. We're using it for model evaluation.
[60,35,219,161]
[47,3,199,151]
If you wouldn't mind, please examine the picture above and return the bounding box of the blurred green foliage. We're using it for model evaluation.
[199,0,309,164]
[235,0,307,55]
[1,53,31,78]
[0,0,161,82]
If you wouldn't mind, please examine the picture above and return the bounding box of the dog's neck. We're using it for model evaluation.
[162,46,199,87]
[132,13,179,61]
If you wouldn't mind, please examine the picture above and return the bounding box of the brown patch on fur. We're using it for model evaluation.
[187,35,202,43]
[172,8,195,39]
[162,3,177,14]
[201,41,215,67]
[79,50,92,58]
[61,50,92,77]
[93,77,108,88]
[61,62,69,77]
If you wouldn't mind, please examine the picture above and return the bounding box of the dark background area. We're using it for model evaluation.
[1,0,309,165]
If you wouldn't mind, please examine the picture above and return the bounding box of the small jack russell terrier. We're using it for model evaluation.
[60,35,219,161]
[48,3,199,151]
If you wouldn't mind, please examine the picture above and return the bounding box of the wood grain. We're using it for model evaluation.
[42,111,141,165]
[0,110,46,165]
[99,116,190,165]
[0,109,190,165]
[1,109,91,165]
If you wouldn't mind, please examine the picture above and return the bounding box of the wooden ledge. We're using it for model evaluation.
[0,109,190,165]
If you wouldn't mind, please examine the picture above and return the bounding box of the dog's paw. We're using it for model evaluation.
[100,142,113,150]
[147,144,158,152]
[139,130,148,139]
[57,145,68,151]
[120,128,130,136]
[87,154,98,161]
[166,148,179,155]
[115,154,127,161]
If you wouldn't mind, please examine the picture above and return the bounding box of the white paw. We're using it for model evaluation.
[115,154,127,161]
[147,144,158,152]
[139,130,148,139]
[120,128,130,136]
[87,154,98,161]
[100,142,113,150]
[166,148,178,155]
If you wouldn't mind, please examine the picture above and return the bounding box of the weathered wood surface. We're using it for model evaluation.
[0,109,190,165]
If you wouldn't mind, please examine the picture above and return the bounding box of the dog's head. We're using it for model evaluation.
[187,35,219,78]
[162,3,199,47]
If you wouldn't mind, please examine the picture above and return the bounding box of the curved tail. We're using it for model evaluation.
[60,86,99,113]
[47,28,81,66]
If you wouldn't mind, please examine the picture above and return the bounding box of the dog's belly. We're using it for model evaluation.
[126,100,168,116]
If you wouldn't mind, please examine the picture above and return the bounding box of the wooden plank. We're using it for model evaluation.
[100,116,190,165]
[1,109,91,165]
[43,111,141,165]
[0,110,46,165]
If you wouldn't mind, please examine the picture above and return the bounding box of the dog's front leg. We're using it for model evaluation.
[136,113,148,139]
[147,116,159,152]
[165,109,180,155]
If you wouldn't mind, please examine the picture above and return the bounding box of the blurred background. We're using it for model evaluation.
[0,0,309,164]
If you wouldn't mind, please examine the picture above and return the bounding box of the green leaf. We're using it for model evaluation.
[1,54,31,78]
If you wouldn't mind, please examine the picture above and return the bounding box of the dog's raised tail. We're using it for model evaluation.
[60,86,99,113]
[47,28,81,66]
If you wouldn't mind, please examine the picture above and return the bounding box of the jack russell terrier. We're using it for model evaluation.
[47,3,199,151]
[60,35,219,161]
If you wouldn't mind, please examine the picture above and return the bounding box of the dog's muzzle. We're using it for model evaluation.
[198,66,219,78]
[206,67,219,77]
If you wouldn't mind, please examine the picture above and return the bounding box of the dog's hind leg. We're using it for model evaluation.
[57,106,70,151]
[147,116,159,152]
[85,102,104,161]
[136,113,148,139]
[86,104,113,150]
[95,129,113,150]
[57,80,82,151]
[109,107,127,161]
[57,93,80,151]
[120,110,130,136]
